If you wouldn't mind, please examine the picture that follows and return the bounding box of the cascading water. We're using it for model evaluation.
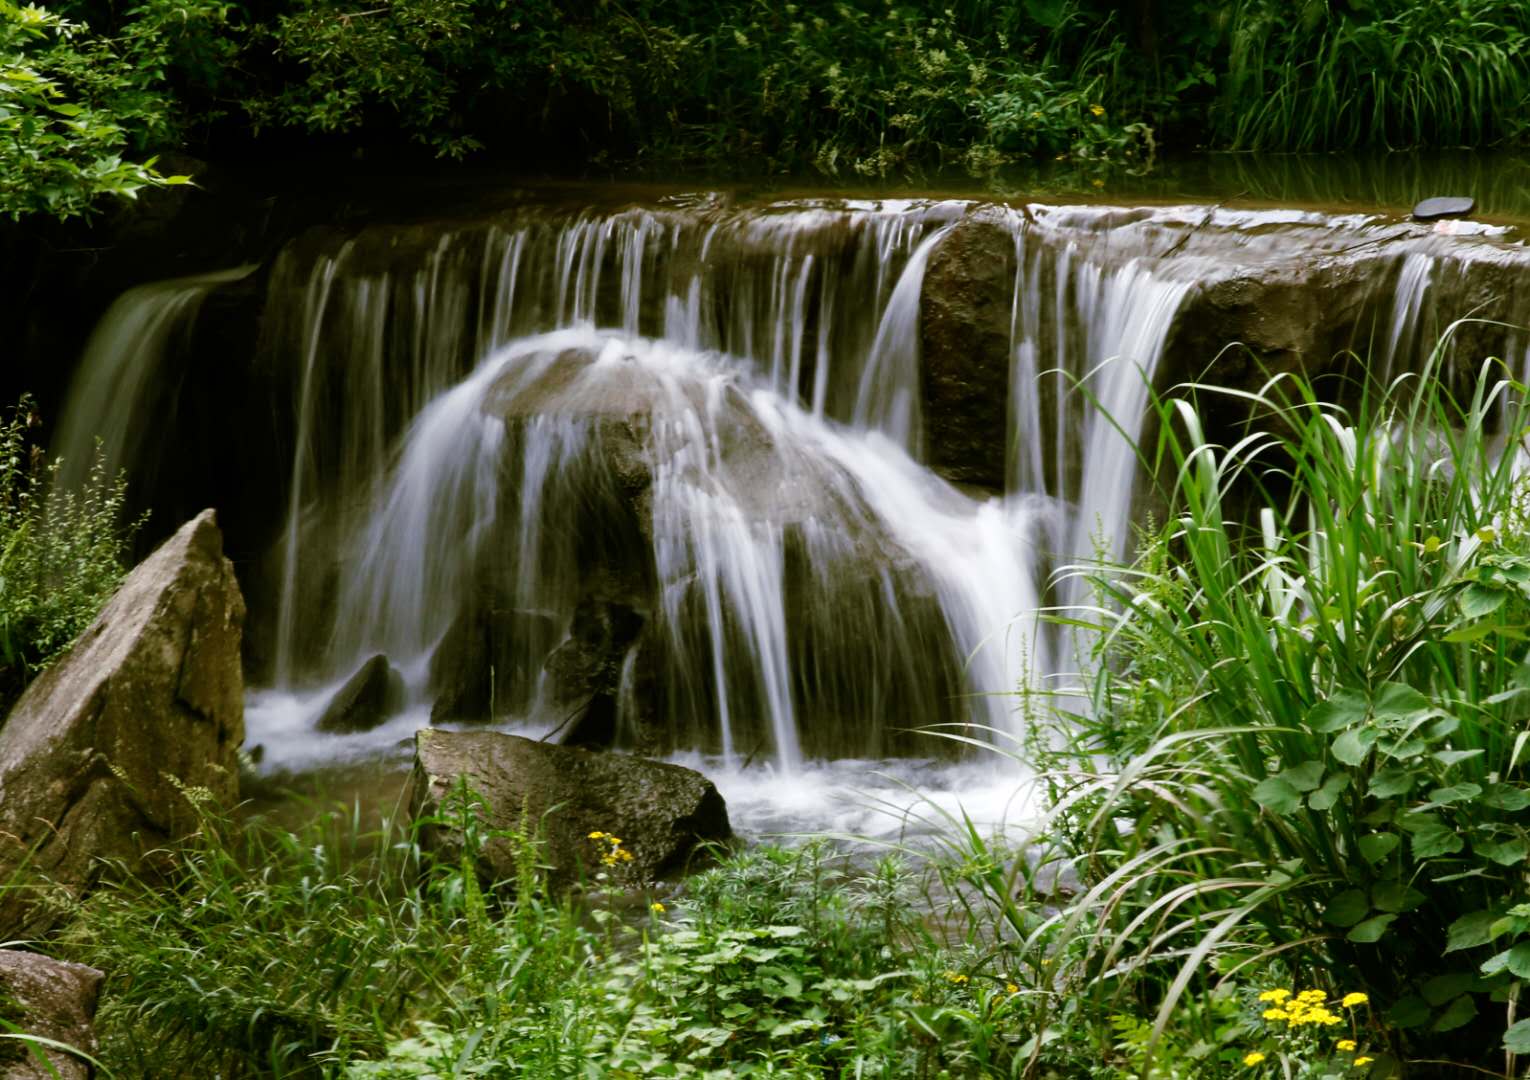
[53,191,1530,831]
[54,266,256,493]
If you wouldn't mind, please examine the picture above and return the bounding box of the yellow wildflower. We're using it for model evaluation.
[1090,104,1106,117]
[1243,1051,1266,1066]
[943,971,968,984]
[1091,179,1105,188]
[1298,989,1327,1002]
[650,902,665,914]
[1257,989,1292,1003]
[588,831,606,839]
[1354,1058,1373,1067]
[1341,992,1368,1008]
[1262,1009,1289,1021]
[1005,982,1019,994]
[1337,1039,1357,1051]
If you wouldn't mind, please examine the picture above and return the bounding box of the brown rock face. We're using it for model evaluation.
[0,951,104,1080]
[0,510,244,937]
[920,215,1016,491]
[408,729,732,889]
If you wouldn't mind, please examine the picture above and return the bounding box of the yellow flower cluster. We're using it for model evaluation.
[1256,987,1368,1029]
[942,971,969,985]
[1243,1051,1266,1066]
[586,830,635,867]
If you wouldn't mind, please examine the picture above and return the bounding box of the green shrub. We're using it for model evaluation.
[0,0,208,220]
[1037,335,1530,1068]
[0,396,140,713]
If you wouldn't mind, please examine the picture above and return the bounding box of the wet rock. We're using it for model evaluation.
[919,213,1016,490]
[0,510,244,937]
[1412,196,1475,221]
[408,729,732,888]
[428,605,558,723]
[315,654,405,734]
[0,951,103,1080]
[549,595,647,748]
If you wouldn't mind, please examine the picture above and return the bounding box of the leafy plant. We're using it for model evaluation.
[0,396,140,714]
[1033,335,1530,1069]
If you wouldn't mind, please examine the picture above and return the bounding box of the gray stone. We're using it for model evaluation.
[1412,196,1475,221]
[315,653,404,734]
[0,951,103,1080]
[408,729,731,889]
[0,510,244,937]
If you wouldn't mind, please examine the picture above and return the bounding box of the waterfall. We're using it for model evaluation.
[54,266,255,493]
[54,193,1515,774]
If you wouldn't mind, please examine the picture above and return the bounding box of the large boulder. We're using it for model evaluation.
[0,510,244,937]
[408,729,732,888]
[0,951,104,1080]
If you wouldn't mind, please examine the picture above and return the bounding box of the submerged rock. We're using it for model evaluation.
[0,951,104,1080]
[0,510,244,937]
[408,729,731,889]
[315,653,404,734]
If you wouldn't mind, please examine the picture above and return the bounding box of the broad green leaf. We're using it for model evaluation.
[1323,889,1369,928]
[1368,767,1417,798]
[1254,777,1302,815]
[1426,783,1482,806]
[1433,749,1484,767]
[1357,833,1400,862]
[1507,942,1530,979]
[1332,727,1379,766]
[1432,991,1477,1032]
[1481,948,1513,976]
[1460,583,1507,618]
[1474,837,1528,866]
[1307,771,1350,811]
[1505,1018,1530,1054]
[1428,715,1460,739]
[1309,689,1367,733]
[1482,784,1530,811]
[1374,681,1430,718]
[1409,822,1464,858]
[1347,914,1395,943]
[1445,910,1500,953]
[1422,972,1475,1006]
[1281,760,1326,792]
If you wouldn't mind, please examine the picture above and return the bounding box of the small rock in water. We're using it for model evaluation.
[1412,196,1474,221]
[316,654,405,734]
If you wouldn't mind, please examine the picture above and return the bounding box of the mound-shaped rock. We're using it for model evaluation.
[408,729,731,889]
